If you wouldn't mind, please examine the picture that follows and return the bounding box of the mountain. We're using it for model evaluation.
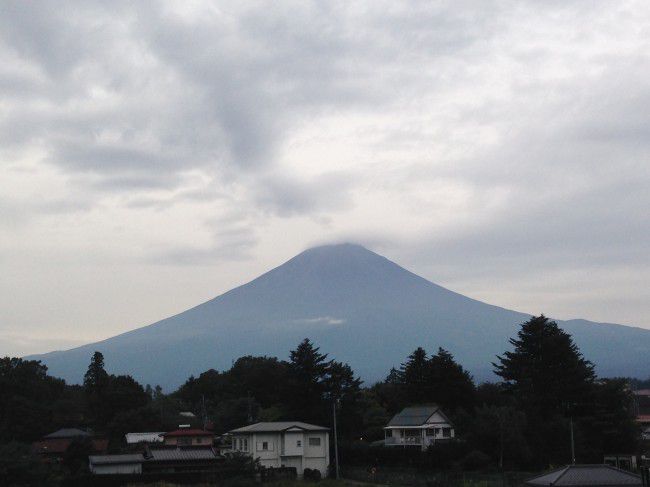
[27,243,650,390]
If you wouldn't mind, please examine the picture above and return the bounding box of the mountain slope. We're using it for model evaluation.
[27,244,650,389]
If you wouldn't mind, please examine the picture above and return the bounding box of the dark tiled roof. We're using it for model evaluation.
[387,405,447,427]
[148,448,220,462]
[43,428,90,439]
[526,465,642,486]
[229,422,328,433]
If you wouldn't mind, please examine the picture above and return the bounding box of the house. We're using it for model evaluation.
[525,465,642,487]
[384,405,455,450]
[125,432,165,445]
[228,422,330,477]
[31,428,108,462]
[162,428,214,447]
[89,447,222,475]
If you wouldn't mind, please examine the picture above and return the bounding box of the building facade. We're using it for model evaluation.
[228,422,330,476]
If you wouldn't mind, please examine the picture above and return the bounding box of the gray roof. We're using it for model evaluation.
[526,465,642,486]
[147,448,220,462]
[89,454,143,465]
[44,428,90,439]
[387,405,449,427]
[229,422,328,433]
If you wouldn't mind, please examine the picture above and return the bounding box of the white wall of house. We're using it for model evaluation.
[231,429,329,476]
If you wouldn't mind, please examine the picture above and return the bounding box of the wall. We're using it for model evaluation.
[91,463,142,475]
[282,431,304,457]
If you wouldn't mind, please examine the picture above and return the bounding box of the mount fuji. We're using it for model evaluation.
[28,244,650,389]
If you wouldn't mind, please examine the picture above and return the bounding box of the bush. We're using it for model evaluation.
[303,468,322,481]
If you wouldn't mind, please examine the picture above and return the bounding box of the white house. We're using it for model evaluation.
[228,422,329,477]
[384,405,455,451]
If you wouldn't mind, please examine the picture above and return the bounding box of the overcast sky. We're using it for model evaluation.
[1,0,649,357]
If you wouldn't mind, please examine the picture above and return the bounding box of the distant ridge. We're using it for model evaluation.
[28,243,650,389]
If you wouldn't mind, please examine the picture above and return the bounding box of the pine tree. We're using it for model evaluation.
[493,315,595,418]
[400,347,429,403]
[285,339,331,423]
[428,347,475,411]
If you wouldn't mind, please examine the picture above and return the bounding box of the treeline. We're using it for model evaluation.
[0,315,643,475]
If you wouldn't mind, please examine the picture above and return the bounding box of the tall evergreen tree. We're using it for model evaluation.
[83,351,109,393]
[285,339,331,423]
[493,315,595,418]
[83,351,110,424]
[400,347,429,403]
[428,347,475,412]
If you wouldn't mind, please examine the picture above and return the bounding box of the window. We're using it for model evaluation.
[308,437,321,446]
[442,428,451,438]
[262,441,269,450]
[178,437,191,446]
[243,438,248,451]
[385,430,392,438]
[196,438,203,444]
[296,440,302,447]
[425,429,435,437]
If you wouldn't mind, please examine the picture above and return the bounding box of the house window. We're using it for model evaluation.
[178,437,191,446]
[297,440,302,447]
[309,437,321,446]
[243,438,248,451]
[442,428,451,438]
[385,430,392,438]
[405,429,420,437]
[196,438,203,444]
[425,429,435,436]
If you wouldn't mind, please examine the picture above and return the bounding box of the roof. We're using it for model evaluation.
[89,449,221,466]
[229,422,329,433]
[163,429,214,437]
[89,454,143,466]
[525,465,642,487]
[43,428,90,439]
[387,405,451,427]
[125,432,165,444]
[32,438,108,455]
[147,448,220,462]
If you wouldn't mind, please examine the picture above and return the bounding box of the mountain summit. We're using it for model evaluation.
[29,244,650,389]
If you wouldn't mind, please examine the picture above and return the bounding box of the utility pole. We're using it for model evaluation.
[570,416,576,465]
[201,394,207,430]
[332,398,340,480]
[247,390,253,424]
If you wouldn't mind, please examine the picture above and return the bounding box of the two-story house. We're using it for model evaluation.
[228,422,329,476]
[162,428,214,447]
[384,405,455,451]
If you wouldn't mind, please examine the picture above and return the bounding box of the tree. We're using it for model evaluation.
[493,315,597,468]
[400,347,429,403]
[0,357,65,442]
[285,339,331,423]
[428,348,475,412]
[493,315,595,419]
[83,351,109,393]
[83,351,110,425]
